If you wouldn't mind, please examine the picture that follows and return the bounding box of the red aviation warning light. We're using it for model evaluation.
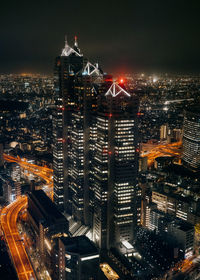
[118,77,126,84]
[57,138,65,143]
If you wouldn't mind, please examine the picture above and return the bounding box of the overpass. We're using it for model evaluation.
[1,154,54,280]
[140,141,182,166]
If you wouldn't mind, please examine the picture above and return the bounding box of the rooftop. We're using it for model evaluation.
[61,235,98,256]
[29,190,65,223]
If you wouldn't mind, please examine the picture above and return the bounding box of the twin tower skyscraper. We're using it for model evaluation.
[53,37,140,249]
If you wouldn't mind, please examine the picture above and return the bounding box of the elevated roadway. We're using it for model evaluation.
[3,154,53,199]
[1,196,36,280]
[1,154,54,280]
[140,141,182,166]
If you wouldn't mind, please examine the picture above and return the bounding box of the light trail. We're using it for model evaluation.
[140,141,182,166]
[1,196,36,280]
[3,154,53,199]
[1,154,54,279]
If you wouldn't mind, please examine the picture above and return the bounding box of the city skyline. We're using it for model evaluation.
[0,2,200,278]
[1,0,200,74]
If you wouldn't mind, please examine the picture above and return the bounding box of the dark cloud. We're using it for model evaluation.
[1,0,200,74]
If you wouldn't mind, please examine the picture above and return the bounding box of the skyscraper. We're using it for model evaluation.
[182,107,200,171]
[92,81,140,249]
[53,37,103,225]
[53,38,140,249]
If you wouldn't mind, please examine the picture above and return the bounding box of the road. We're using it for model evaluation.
[4,154,53,199]
[140,141,182,166]
[100,263,119,280]
[1,154,54,280]
[1,196,36,280]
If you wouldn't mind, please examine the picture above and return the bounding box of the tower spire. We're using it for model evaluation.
[74,35,78,47]
[65,35,68,46]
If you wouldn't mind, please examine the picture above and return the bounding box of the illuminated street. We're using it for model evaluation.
[100,263,119,280]
[3,154,53,199]
[3,154,53,183]
[0,6,200,278]
[0,155,54,280]
[1,196,36,280]
[140,141,182,166]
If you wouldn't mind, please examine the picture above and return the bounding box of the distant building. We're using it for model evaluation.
[139,156,148,172]
[147,208,194,259]
[182,107,200,171]
[168,221,194,259]
[149,208,165,232]
[154,156,173,170]
[172,128,182,142]
[58,235,99,280]
[160,124,168,141]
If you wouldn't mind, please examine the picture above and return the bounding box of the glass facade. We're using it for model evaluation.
[182,109,200,171]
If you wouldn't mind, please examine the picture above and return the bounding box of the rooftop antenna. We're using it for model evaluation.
[65,35,68,46]
[74,35,78,47]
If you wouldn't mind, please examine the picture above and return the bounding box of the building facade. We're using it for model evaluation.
[53,38,140,250]
[182,107,200,171]
[53,37,102,223]
[92,81,140,249]
[58,236,99,280]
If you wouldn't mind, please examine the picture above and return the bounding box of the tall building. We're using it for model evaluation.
[92,81,140,249]
[160,124,168,141]
[53,37,103,225]
[182,107,200,171]
[53,38,140,249]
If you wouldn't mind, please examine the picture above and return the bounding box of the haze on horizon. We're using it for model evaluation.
[1,0,200,75]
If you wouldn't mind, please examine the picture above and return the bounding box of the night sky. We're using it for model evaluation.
[1,0,200,74]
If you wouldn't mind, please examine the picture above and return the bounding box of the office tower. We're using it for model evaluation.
[53,37,103,224]
[182,107,200,171]
[92,81,140,249]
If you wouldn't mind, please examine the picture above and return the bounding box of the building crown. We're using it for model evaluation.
[61,35,83,57]
[105,82,131,97]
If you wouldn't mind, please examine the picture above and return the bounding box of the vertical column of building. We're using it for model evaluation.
[92,112,110,249]
[53,38,84,213]
[70,107,85,221]
[70,77,97,224]
[182,108,200,171]
[113,117,138,244]
[53,58,65,211]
